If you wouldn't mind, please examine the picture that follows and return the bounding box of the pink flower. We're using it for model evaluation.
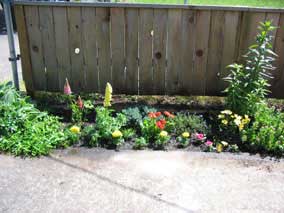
[77,96,84,109]
[205,140,213,146]
[195,133,204,140]
[64,78,72,95]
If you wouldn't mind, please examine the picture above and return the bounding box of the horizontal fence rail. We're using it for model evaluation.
[14,1,284,98]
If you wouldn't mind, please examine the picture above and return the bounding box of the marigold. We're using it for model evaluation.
[112,130,123,138]
[159,131,168,137]
[155,112,162,117]
[182,132,190,138]
[216,143,223,153]
[70,126,80,134]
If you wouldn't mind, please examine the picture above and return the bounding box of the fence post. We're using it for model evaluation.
[184,0,188,4]
[3,0,19,90]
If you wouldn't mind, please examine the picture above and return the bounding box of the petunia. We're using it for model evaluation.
[195,133,205,140]
[205,140,213,146]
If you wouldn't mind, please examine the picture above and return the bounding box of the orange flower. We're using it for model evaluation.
[156,119,166,130]
[155,112,162,117]
[148,112,157,119]
[164,111,175,118]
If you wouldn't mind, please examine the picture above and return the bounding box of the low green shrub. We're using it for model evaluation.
[0,82,73,157]
[166,113,210,136]
[85,106,127,148]
[133,137,148,150]
[241,103,284,156]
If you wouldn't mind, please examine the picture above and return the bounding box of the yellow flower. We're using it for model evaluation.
[216,143,223,153]
[218,114,225,119]
[221,141,228,146]
[104,82,113,107]
[234,117,242,126]
[182,132,190,138]
[221,119,228,125]
[112,130,123,138]
[221,110,232,115]
[242,115,250,125]
[70,126,80,134]
[160,131,168,137]
[239,123,244,131]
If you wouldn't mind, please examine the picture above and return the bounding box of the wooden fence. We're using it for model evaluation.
[14,1,284,98]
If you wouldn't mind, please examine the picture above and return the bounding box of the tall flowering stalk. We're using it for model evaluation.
[64,78,72,95]
[104,82,113,107]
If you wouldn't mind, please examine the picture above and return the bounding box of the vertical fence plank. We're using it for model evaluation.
[167,9,182,95]
[139,9,154,95]
[206,10,225,95]
[111,8,125,94]
[191,10,211,95]
[271,13,284,98]
[219,11,241,92]
[238,12,266,60]
[24,6,46,91]
[82,7,99,92]
[153,8,167,95]
[180,9,195,94]
[39,6,58,91]
[53,6,72,91]
[14,5,34,93]
[96,8,111,92]
[125,8,139,94]
[68,7,85,92]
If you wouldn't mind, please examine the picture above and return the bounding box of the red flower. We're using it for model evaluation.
[148,112,157,119]
[164,111,175,118]
[156,119,166,130]
[155,112,162,117]
[77,96,84,109]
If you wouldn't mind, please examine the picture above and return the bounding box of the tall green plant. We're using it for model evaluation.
[224,21,277,116]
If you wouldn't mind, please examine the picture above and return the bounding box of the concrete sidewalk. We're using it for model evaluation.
[1,149,284,213]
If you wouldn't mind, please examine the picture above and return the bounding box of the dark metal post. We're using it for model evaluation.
[3,0,19,90]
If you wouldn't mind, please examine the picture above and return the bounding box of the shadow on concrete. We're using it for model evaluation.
[49,156,194,213]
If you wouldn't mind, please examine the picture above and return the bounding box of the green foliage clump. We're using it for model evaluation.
[0,82,72,157]
[241,103,284,156]
[133,137,148,150]
[85,107,127,147]
[166,113,210,136]
[224,21,276,116]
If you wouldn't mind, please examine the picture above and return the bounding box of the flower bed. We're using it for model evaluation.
[1,21,284,157]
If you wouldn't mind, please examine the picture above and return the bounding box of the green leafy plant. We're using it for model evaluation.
[154,131,170,150]
[86,107,127,148]
[140,118,160,142]
[166,113,210,136]
[241,103,284,156]
[224,21,277,116]
[0,82,72,157]
[122,128,136,140]
[133,137,148,150]
[176,132,190,148]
